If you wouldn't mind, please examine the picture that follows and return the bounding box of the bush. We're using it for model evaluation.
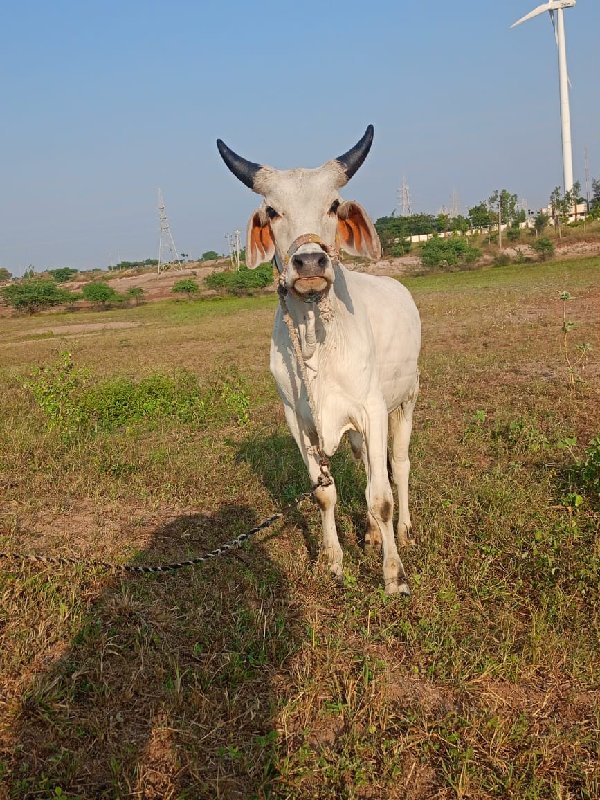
[532,237,555,261]
[580,436,600,501]
[205,262,274,294]
[201,250,220,261]
[26,352,252,438]
[48,267,78,283]
[1,278,78,314]
[420,236,480,269]
[389,241,411,257]
[172,278,199,297]
[82,281,121,307]
[507,226,521,242]
[494,253,512,266]
[127,286,145,305]
[0,267,12,282]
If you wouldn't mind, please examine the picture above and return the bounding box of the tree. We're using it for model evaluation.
[1,278,77,314]
[550,182,581,238]
[468,203,492,229]
[534,212,550,237]
[201,250,220,261]
[48,267,78,283]
[172,278,199,297]
[0,267,12,282]
[82,281,120,308]
[587,178,600,215]
[488,189,519,248]
[532,237,555,261]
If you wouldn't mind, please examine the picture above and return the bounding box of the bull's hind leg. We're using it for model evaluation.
[348,430,382,550]
[389,378,419,547]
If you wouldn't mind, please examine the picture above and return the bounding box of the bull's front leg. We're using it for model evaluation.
[363,400,410,596]
[282,405,343,579]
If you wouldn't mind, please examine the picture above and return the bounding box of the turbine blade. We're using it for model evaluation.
[511,2,553,27]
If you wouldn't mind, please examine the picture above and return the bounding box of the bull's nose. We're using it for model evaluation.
[291,251,329,274]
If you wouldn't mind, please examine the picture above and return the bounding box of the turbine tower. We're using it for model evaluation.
[511,1,576,193]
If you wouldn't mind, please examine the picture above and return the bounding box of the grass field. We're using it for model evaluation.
[0,258,598,799]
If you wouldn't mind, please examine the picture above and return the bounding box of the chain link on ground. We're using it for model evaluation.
[0,491,314,575]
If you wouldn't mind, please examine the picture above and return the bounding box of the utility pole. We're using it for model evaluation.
[498,189,502,250]
[157,189,181,274]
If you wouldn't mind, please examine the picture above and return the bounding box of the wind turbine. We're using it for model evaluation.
[511,1,576,193]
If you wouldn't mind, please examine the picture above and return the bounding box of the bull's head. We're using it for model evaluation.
[217,126,382,297]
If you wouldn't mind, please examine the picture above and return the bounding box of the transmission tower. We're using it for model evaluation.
[225,229,241,270]
[396,177,412,216]
[157,189,180,273]
[450,189,461,218]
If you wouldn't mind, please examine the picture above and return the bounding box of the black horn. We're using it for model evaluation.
[335,125,374,182]
[216,139,262,190]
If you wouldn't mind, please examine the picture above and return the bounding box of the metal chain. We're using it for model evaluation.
[0,491,313,575]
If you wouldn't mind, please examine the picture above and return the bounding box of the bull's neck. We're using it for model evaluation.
[282,284,337,364]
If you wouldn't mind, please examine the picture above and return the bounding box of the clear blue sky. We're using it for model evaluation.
[1,0,599,275]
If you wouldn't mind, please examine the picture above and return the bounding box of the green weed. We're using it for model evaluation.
[25,352,251,437]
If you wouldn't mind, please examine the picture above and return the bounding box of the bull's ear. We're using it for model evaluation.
[246,208,275,269]
[336,201,382,260]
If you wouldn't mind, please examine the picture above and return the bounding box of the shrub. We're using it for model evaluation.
[580,437,600,500]
[48,267,78,283]
[0,267,12,282]
[127,286,145,305]
[172,278,199,297]
[1,278,77,314]
[82,281,121,307]
[532,237,555,261]
[201,250,220,261]
[26,353,252,439]
[205,262,274,294]
[493,252,512,267]
[420,236,480,269]
[389,241,411,257]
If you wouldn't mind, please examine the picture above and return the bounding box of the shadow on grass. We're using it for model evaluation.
[5,505,303,799]
[235,430,369,557]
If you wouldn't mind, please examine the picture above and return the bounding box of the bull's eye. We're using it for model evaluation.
[329,200,340,215]
[265,206,279,220]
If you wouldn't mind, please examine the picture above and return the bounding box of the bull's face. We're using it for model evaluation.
[217,126,382,297]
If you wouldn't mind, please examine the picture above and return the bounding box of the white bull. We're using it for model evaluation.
[217,125,421,595]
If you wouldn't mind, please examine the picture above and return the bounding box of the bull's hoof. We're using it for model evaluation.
[386,580,411,597]
[398,525,416,548]
[365,534,382,553]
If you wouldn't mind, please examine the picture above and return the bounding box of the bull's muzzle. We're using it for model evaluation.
[283,235,336,298]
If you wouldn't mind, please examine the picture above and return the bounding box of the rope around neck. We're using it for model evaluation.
[275,233,337,488]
